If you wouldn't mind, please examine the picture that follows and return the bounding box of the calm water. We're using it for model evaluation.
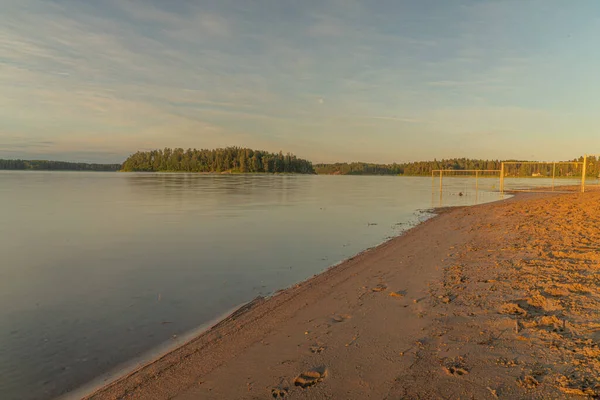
[0,172,504,400]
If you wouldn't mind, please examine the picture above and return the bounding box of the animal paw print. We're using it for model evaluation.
[271,387,288,398]
[309,344,326,354]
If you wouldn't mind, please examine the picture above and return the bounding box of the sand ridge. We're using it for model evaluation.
[86,189,600,400]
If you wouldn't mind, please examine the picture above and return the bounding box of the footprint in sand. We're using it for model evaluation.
[499,302,528,316]
[445,366,469,376]
[517,375,539,389]
[444,357,470,376]
[309,344,326,354]
[331,314,351,323]
[371,283,388,292]
[271,387,288,398]
[294,366,328,388]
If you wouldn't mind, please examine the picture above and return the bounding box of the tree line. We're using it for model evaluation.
[0,159,121,171]
[120,147,315,174]
[314,158,503,176]
[2,153,597,177]
[502,156,599,178]
[315,156,600,177]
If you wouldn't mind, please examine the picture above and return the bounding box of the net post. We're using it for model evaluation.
[582,155,587,193]
[552,162,556,191]
[431,170,435,207]
[500,162,505,193]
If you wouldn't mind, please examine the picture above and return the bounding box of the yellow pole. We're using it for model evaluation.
[475,170,479,204]
[500,163,505,193]
[439,170,443,206]
[582,155,587,193]
[431,171,435,208]
[552,162,556,191]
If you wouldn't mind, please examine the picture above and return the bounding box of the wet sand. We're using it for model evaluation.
[86,189,600,399]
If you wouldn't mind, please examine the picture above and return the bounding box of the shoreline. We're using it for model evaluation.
[87,189,600,399]
[72,207,437,399]
[81,197,495,400]
[59,303,253,400]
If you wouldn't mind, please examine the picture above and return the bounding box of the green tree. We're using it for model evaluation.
[119,147,314,174]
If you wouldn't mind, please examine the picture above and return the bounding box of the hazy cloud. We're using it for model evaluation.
[0,0,599,163]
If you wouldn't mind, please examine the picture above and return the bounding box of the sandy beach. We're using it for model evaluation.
[86,189,600,400]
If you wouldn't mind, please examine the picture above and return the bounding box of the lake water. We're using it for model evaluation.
[0,172,505,400]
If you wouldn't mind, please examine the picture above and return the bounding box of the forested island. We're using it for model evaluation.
[120,147,315,173]
[0,159,121,171]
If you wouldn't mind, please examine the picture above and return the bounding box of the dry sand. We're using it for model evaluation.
[86,189,600,400]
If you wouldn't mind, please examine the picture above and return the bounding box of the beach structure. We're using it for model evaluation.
[433,155,591,197]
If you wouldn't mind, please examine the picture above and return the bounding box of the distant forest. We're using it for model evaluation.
[2,152,597,178]
[315,156,599,177]
[314,159,502,176]
[0,159,121,171]
[121,147,315,174]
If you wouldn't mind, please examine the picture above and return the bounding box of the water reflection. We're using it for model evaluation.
[430,176,506,208]
[0,172,505,400]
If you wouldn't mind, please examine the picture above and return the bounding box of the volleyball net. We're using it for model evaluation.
[431,155,598,194]
[500,161,586,193]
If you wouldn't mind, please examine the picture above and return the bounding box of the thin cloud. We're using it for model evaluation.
[427,80,495,87]
[0,0,598,163]
[356,116,421,123]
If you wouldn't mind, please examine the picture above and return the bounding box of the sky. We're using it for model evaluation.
[1,0,599,164]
